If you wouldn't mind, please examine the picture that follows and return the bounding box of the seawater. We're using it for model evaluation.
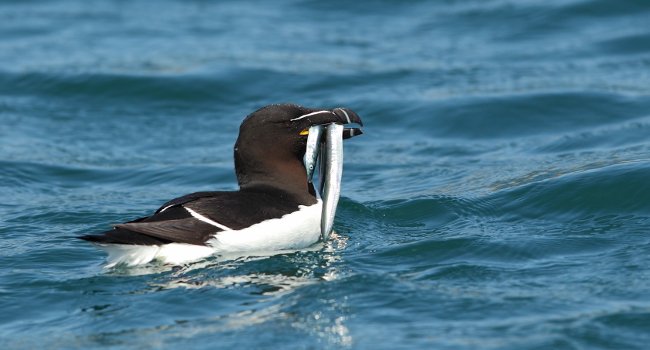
[1,0,650,349]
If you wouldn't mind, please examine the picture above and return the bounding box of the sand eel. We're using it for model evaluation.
[79,104,363,267]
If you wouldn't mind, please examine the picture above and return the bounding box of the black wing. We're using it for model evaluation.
[114,218,217,245]
[79,189,304,246]
[79,196,226,246]
[182,190,301,230]
[155,191,222,214]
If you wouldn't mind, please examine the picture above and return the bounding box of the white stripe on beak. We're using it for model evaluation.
[334,108,352,124]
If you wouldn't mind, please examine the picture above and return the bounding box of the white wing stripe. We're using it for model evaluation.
[183,206,233,231]
[159,204,174,213]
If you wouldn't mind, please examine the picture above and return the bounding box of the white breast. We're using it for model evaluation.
[98,200,323,267]
[208,200,322,253]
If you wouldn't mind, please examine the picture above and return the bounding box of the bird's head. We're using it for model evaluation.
[234,104,363,194]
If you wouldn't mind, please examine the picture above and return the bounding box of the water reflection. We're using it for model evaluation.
[128,232,354,346]
[152,232,348,291]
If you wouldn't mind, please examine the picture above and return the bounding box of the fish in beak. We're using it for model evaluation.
[299,108,363,241]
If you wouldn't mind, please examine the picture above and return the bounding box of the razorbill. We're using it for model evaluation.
[79,104,363,267]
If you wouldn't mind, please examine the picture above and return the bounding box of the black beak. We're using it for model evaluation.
[295,107,364,139]
[332,108,364,127]
[297,107,363,127]
[334,108,363,139]
[343,128,363,139]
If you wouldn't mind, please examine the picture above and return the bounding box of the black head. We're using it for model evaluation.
[234,104,363,198]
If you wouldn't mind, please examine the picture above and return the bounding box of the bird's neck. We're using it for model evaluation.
[236,156,318,205]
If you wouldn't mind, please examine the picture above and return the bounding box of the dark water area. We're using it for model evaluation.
[2,0,650,349]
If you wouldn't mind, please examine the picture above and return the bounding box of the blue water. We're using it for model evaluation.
[2,0,650,348]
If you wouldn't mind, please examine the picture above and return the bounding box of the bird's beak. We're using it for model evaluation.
[332,107,363,127]
[296,107,364,138]
[343,128,363,139]
[297,107,363,241]
[332,108,363,139]
[300,126,362,138]
[301,107,363,182]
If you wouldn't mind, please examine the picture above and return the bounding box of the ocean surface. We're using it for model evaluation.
[2,0,650,349]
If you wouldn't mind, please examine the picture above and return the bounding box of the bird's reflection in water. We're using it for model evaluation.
[145,232,352,346]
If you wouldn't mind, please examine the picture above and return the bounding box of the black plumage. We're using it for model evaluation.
[79,104,363,247]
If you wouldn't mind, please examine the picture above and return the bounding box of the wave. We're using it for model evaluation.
[0,70,259,105]
[495,161,650,220]
[347,160,650,231]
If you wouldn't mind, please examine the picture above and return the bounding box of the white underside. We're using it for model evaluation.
[97,200,323,268]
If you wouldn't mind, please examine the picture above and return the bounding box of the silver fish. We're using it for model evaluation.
[320,123,344,241]
[317,134,326,196]
[303,125,324,183]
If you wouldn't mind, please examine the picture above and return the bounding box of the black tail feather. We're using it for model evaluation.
[78,228,171,245]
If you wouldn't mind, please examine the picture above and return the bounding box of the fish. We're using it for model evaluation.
[304,125,324,183]
[305,123,361,241]
[319,123,344,240]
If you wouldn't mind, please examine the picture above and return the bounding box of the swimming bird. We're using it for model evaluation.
[79,104,363,267]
